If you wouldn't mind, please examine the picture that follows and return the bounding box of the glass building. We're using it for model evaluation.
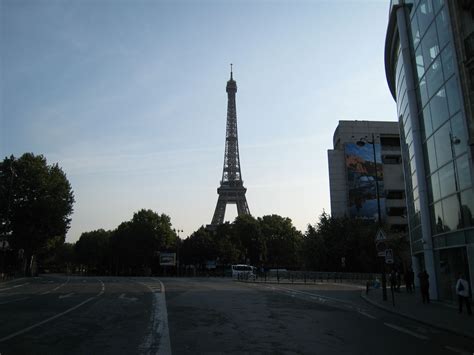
[385,0,474,301]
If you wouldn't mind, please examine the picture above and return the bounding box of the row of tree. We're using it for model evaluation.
[47,211,407,276]
[1,153,409,277]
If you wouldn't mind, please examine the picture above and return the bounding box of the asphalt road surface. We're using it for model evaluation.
[0,275,473,355]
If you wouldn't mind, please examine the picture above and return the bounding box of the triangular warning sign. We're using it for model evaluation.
[375,229,386,242]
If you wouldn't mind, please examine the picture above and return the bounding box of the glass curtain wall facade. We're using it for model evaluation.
[385,0,474,301]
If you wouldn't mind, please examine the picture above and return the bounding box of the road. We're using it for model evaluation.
[0,275,473,354]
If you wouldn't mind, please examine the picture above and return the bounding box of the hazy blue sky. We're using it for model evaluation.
[1,0,397,242]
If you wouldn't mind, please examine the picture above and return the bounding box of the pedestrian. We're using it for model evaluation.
[390,270,397,291]
[418,270,430,304]
[456,273,472,315]
[396,269,401,292]
[409,268,415,293]
[404,269,413,293]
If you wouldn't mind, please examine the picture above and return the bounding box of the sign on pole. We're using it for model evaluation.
[375,229,387,242]
[159,252,176,266]
[375,229,387,256]
[385,249,394,264]
[0,239,9,251]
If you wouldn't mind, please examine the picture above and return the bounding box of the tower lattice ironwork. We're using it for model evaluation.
[210,66,250,226]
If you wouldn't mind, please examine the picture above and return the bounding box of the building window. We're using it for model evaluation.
[383,155,402,164]
[390,224,408,233]
[380,136,401,148]
[386,190,405,199]
[464,31,474,60]
[387,207,407,217]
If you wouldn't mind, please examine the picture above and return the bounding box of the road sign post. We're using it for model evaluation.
[385,249,394,265]
[374,228,387,301]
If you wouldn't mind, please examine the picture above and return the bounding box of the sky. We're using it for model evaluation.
[1,0,397,243]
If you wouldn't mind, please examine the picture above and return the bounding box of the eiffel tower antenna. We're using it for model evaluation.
[209,67,250,226]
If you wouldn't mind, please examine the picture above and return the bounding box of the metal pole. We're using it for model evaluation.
[371,133,387,301]
[450,133,464,226]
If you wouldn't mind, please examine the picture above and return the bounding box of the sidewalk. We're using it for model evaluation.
[362,287,474,339]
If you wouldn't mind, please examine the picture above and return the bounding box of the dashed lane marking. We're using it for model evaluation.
[119,293,138,302]
[445,345,472,355]
[0,283,30,292]
[0,297,30,305]
[58,293,75,299]
[0,278,105,343]
[41,276,70,295]
[358,310,377,320]
[384,322,429,340]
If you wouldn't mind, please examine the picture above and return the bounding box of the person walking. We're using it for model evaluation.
[456,273,472,315]
[418,270,430,304]
[405,268,414,293]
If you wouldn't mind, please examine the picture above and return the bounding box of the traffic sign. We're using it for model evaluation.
[385,249,394,264]
[0,239,9,250]
[375,229,387,242]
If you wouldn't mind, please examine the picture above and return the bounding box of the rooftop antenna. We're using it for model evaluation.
[230,63,233,79]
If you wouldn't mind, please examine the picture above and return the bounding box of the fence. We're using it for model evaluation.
[238,270,380,285]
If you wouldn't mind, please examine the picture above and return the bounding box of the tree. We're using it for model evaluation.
[258,214,302,269]
[233,215,264,265]
[0,153,75,275]
[109,209,177,275]
[180,227,216,268]
[75,229,111,274]
[302,212,379,272]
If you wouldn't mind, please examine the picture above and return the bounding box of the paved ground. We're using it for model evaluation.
[165,278,474,354]
[362,285,474,339]
[0,275,166,354]
[1,275,473,354]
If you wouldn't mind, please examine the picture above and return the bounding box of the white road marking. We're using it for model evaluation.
[59,292,74,299]
[0,297,30,305]
[445,345,471,354]
[119,293,138,302]
[0,283,30,292]
[384,323,429,340]
[41,276,70,295]
[358,310,376,320]
[0,278,105,343]
[138,279,172,355]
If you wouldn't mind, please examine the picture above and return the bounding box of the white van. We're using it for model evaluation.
[231,264,256,280]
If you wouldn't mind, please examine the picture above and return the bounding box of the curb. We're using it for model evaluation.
[360,291,474,340]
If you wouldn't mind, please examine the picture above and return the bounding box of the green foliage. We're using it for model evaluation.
[75,229,111,274]
[0,153,75,270]
[180,227,216,266]
[107,209,178,275]
[259,215,302,268]
[301,212,380,272]
[179,214,302,270]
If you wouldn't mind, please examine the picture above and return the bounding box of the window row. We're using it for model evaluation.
[430,188,474,234]
[423,115,469,175]
[419,76,462,141]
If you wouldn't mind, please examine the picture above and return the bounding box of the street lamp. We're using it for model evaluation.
[174,229,183,277]
[356,133,387,301]
[450,133,463,227]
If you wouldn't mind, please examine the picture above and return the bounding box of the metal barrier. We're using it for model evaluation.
[251,271,380,285]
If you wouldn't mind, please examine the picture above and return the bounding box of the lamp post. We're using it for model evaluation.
[449,133,464,226]
[174,229,183,277]
[356,133,387,301]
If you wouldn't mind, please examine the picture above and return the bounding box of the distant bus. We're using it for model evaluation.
[231,264,256,280]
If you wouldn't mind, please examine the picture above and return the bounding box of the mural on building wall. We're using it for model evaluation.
[345,143,385,221]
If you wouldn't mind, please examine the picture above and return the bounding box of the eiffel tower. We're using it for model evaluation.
[210,65,250,226]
